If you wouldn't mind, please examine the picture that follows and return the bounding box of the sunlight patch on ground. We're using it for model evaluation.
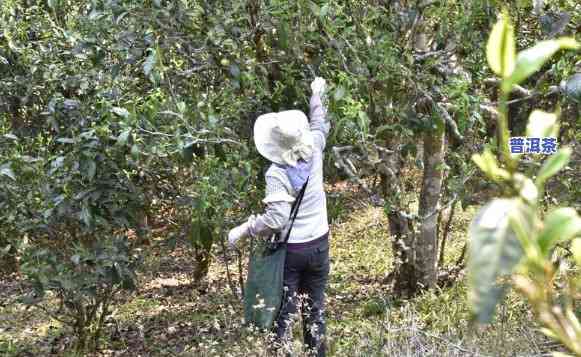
[0,296,66,354]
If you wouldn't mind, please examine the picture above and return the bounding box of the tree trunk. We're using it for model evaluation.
[135,207,150,246]
[378,148,418,297]
[387,211,416,297]
[192,248,211,288]
[416,129,445,289]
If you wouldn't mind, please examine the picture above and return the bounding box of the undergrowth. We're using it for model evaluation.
[0,182,563,356]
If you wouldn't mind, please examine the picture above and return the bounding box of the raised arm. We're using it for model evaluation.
[309,77,330,151]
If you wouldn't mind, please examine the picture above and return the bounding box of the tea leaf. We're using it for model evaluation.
[508,38,579,86]
[538,208,581,255]
[486,13,515,78]
[536,147,571,187]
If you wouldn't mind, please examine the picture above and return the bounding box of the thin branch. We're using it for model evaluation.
[158,110,184,119]
[413,49,446,61]
[455,242,467,267]
[505,94,539,105]
[345,157,359,175]
[256,60,282,65]
[191,138,243,146]
[372,144,395,155]
[219,231,239,301]
[323,33,356,75]
[438,202,456,267]
[137,126,174,137]
[237,249,245,297]
[332,146,384,206]
[136,126,242,146]
[441,102,500,119]
[179,64,213,75]
[418,194,458,222]
[418,89,464,143]
[484,78,531,97]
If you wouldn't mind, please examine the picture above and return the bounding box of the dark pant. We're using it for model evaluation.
[274,233,330,357]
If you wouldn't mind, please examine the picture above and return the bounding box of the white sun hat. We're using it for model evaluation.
[253,110,315,167]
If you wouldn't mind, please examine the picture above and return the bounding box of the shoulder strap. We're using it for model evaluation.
[282,178,309,244]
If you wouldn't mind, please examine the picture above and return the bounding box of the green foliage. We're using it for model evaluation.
[507,38,579,88]
[20,237,137,353]
[0,0,579,353]
[472,149,510,182]
[469,13,580,354]
[485,12,578,89]
[535,147,570,188]
[187,154,260,252]
[537,208,581,255]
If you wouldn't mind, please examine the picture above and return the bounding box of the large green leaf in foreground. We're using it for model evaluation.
[468,199,529,323]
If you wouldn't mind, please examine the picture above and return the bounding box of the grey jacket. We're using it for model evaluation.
[248,94,330,243]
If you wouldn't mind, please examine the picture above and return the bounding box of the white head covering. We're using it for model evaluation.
[253,110,315,166]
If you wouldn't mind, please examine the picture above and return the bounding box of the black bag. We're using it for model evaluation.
[243,179,309,329]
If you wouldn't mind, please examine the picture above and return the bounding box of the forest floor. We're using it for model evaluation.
[0,181,565,356]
